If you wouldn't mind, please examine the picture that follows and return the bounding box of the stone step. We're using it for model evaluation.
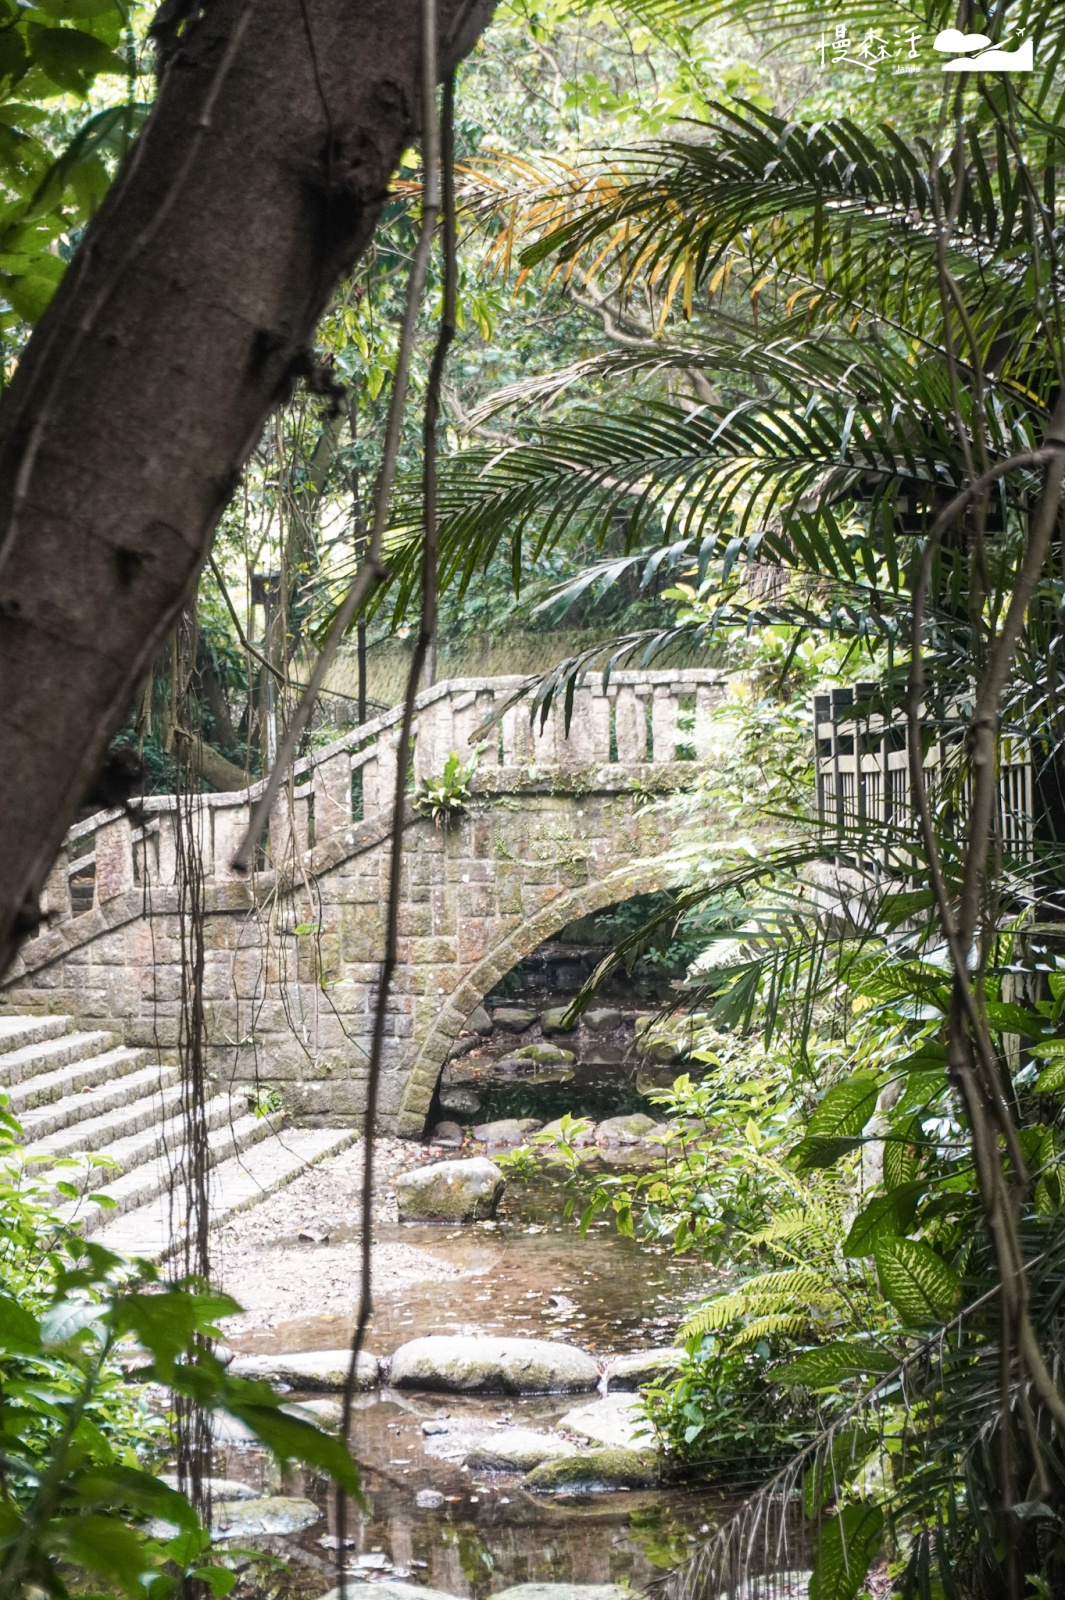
[27,1081,244,1194]
[17,1062,182,1144]
[88,1125,358,1260]
[5,1044,147,1114]
[62,1107,283,1233]
[0,1029,123,1091]
[0,1013,72,1055]
[44,1093,254,1203]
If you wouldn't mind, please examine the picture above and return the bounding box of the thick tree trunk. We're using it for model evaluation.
[0,0,494,973]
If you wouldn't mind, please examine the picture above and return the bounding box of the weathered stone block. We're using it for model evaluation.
[395,1158,504,1223]
[390,1334,598,1394]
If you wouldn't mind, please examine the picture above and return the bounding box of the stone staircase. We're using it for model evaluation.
[0,1012,356,1259]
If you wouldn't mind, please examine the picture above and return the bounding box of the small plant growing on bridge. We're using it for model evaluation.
[416,751,477,829]
[239,1082,284,1119]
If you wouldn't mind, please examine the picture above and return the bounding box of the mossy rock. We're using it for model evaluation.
[395,1157,504,1222]
[524,1447,658,1493]
[509,1043,576,1066]
[583,1007,622,1030]
[596,1113,662,1145]
[492,1006,538,1030]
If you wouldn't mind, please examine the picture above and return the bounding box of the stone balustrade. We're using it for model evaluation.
[42,670,726,932]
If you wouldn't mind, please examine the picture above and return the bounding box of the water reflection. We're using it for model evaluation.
[217,1172,729,1597]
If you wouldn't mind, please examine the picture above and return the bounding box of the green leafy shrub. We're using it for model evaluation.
[414,750,477,828]
[0,1097,359,1598]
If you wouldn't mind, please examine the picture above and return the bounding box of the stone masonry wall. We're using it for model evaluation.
[1,779,684,1137]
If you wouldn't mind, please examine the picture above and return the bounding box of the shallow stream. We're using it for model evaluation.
[218,1177,724,1599]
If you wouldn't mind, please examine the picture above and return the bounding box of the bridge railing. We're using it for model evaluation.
[37,669,726,932]
[814,683,1035,868]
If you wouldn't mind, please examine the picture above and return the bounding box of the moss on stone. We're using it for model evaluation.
[510,1043,576,1066]
[524,1447,658,1493]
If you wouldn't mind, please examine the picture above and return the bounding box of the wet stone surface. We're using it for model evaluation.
[210,1168,725,1599]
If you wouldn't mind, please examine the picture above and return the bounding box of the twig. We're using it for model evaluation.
[333,18,454,1600]
[207,554,283,684]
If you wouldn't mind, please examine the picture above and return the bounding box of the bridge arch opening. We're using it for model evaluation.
[400,885,699,1138]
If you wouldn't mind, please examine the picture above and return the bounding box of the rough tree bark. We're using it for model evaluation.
[0,0,495,974]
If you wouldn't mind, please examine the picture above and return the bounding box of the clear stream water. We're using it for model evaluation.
[217,1176,729,1600]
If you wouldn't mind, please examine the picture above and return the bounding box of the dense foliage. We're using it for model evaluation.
[453,1,1065,1595]
[8,0,1065,1596]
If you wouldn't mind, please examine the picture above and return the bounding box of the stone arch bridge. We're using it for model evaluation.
[2,670,725,1136]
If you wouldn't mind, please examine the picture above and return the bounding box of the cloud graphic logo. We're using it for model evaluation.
[934,29,993,53]
[933,29,1034,72]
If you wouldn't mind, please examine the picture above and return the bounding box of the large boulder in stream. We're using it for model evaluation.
[603,1348,684,1391]
[596,1113,662,1146]
[212,1495,321,1538]
[155,1495,320,1541]
[438,1082,481,1117]
[226,1348,379,1391]
[390,1335,599,1395]
[524,1447,658,1493]
[421,1422,578,1472]
[395,1157,504,1222]
[471,1117,542,1147]
[492,1006,538,1030]
[463,1428,577,1472]
[560,1392,657,1452]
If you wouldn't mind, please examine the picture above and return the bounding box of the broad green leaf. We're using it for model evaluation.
[41,1297,103,1347]
[116,1288,241,1370]
[0,1292,41,1353]
[807,1076,882,1138]
[1036,1060,1065,1094]
[883,1121,919,1189]
[2,253,64,321]
[63,1511,153,1585]
[34,0,124,16]
[874,1239,960,1325]
[843,1184,919,1257]
[776,1342,896,1388]
[190,1566,238,1598]
[0,29,27,83]
[76,1465,199,1531]
[895,1068,947,1116]
[983,1001,1043,1037]
[225,1401,362,1500]
[810,1502,884,1600]
[792,1075,881,1170]
[1028,1039,1065,1059]
[27,24,124,95]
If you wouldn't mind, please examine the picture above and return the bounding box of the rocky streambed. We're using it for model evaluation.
[197,1137,732,1600]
